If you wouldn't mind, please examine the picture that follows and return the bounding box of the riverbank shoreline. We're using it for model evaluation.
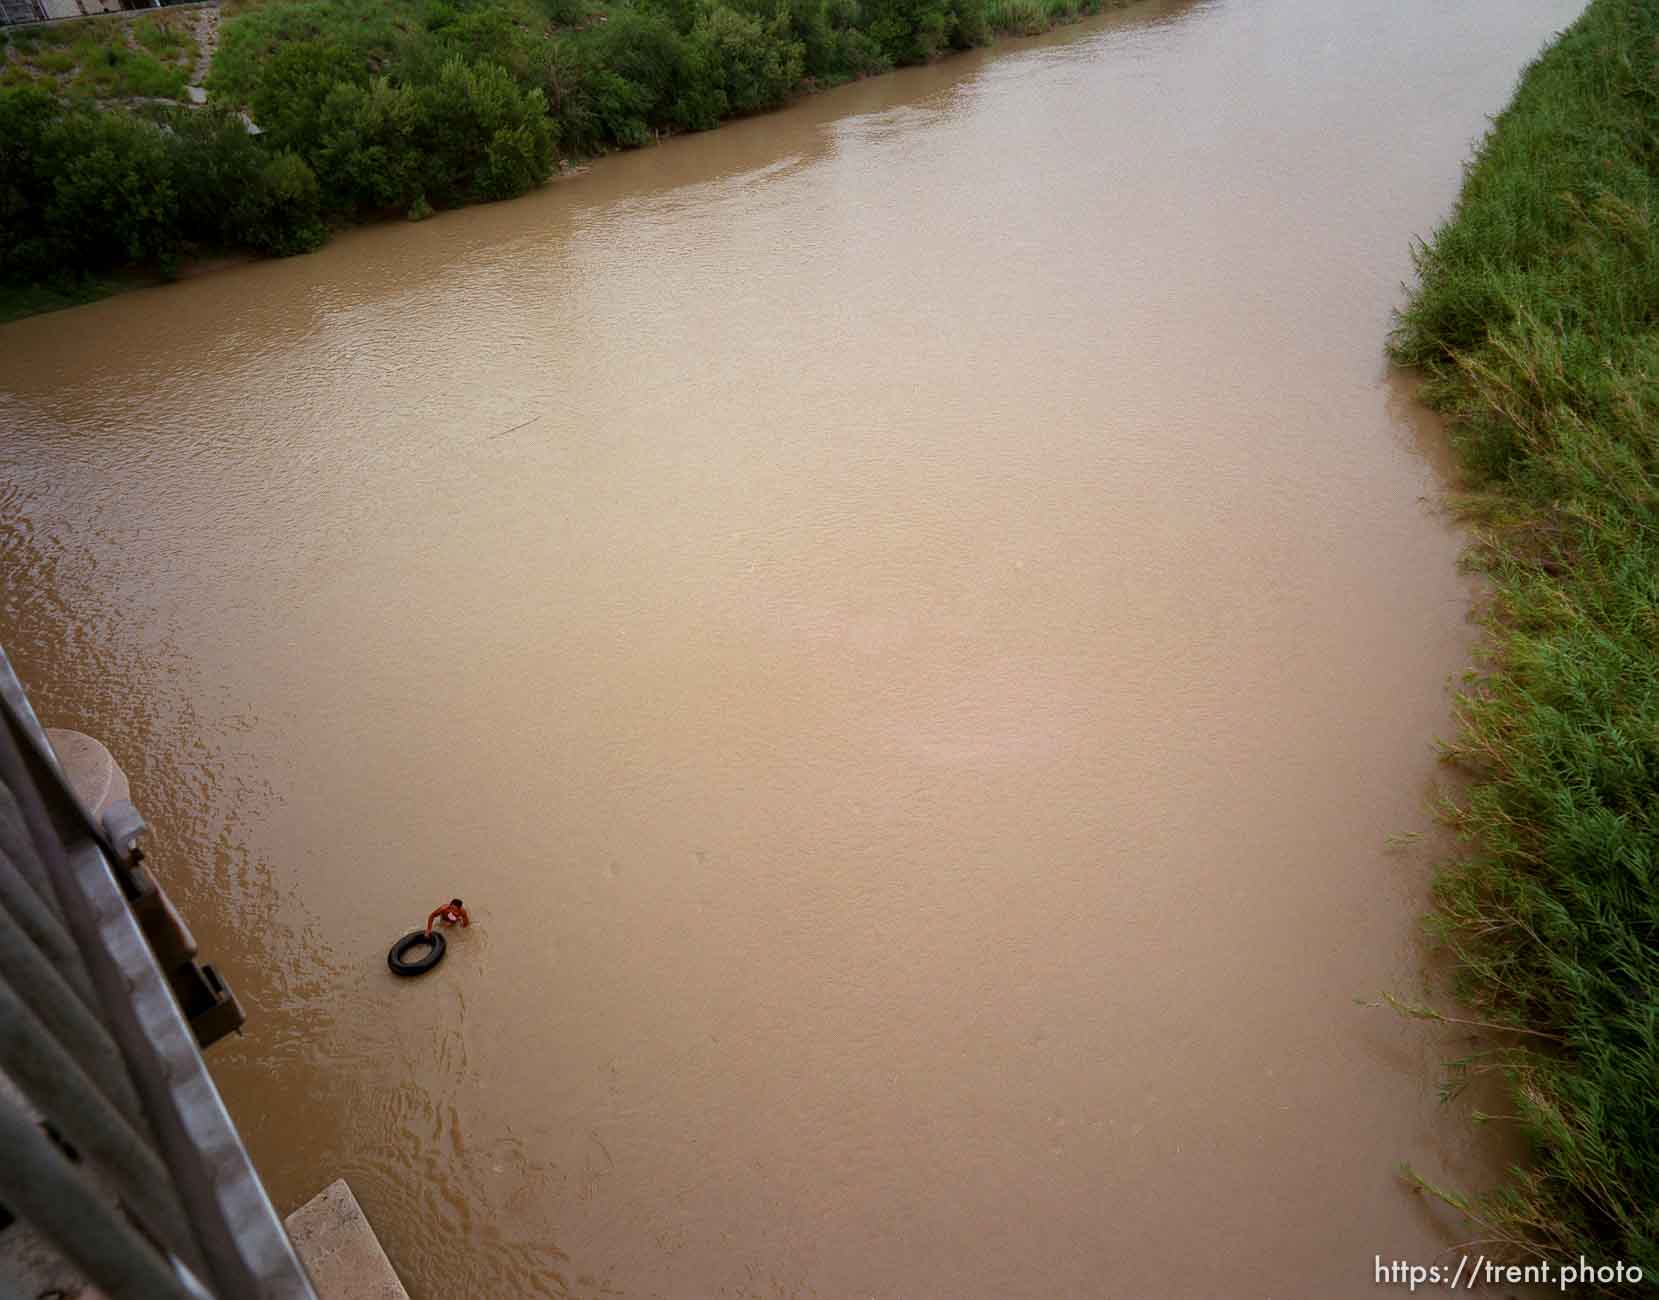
[0,0,1139,325]
[1390,0,1656,1289]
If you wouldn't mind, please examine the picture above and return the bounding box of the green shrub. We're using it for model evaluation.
[0,89,324,280]
[736,0,829,79]
[532,36,605,150]
[686,5,803,119]
[437,5,540,78]
[414,56,554,203]
[530,0,590,26]
[633,0,702,36]
[0,87,67,283]
[576,65,655,145]
[860,0,952,64]
[947,0,989,48]
[248,40,370,153]
[44,109,180,266]
[476,121,550,197]
[571,7,692,128]
[169,106,268,242]
[312,76,425,212]
[238,150,327,253]
[819,23,889,78]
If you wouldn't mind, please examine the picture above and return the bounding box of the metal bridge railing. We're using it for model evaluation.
[0,644,317,1300]
[0,1,205,29]
[0,0,44,27]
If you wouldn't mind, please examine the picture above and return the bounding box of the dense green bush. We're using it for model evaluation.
[311,77,425,213]
[687,6,804,119]
[572,8,696,131]
[860,0,950,64]
[202,0,1098,192]
[241,151,329,253]
[0,89,75,282]
[248,40,372,158]
[170,107,324,253]
[0,89,324,285]
[415,57,555,203]
[36,103,178,268]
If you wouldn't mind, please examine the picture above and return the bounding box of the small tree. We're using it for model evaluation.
[688,5,805,118]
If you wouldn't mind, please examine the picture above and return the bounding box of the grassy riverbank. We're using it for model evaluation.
[1389,0,1659,1287]
[0,0,1123,320]
[1,8,200,101]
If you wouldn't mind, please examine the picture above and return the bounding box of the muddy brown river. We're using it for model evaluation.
[1,0,1586,1294]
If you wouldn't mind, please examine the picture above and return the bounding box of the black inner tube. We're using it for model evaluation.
[388,930,446,976]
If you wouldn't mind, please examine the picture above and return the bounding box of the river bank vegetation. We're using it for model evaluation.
[1,9,199,101]
[1389,0,1658,1289]
[0,0,1122,318]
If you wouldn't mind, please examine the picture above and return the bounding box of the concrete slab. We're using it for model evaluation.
[285,1179,410,1300]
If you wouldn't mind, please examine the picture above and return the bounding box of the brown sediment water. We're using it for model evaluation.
[0,0,1586,1294]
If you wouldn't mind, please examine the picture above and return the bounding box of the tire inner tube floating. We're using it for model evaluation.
[388,930,445,976]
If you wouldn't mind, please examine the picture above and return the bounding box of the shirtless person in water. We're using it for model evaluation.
[425,898,470,937]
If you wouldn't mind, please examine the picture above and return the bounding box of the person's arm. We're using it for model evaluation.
[425,907,444,936]
[458,907,470,928]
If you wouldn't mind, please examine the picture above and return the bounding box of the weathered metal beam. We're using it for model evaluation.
[0,976,200,1270]
[0,780,66,925]
[0,888,147,1128]
[0,1098,206,1300]
[0,837,98,1010]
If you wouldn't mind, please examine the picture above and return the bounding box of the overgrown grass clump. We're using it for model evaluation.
[1,14,196,102]
[1389,0,1659,1287]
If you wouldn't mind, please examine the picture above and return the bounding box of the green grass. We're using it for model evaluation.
[69,37,190,99]
[32,47,76,74]
[132,14,197,61]
[1388,0,1659,1289]
[4,23,76,52]
[1,15,196,101]
[206,0,437,103]
[985,0,1102,36]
